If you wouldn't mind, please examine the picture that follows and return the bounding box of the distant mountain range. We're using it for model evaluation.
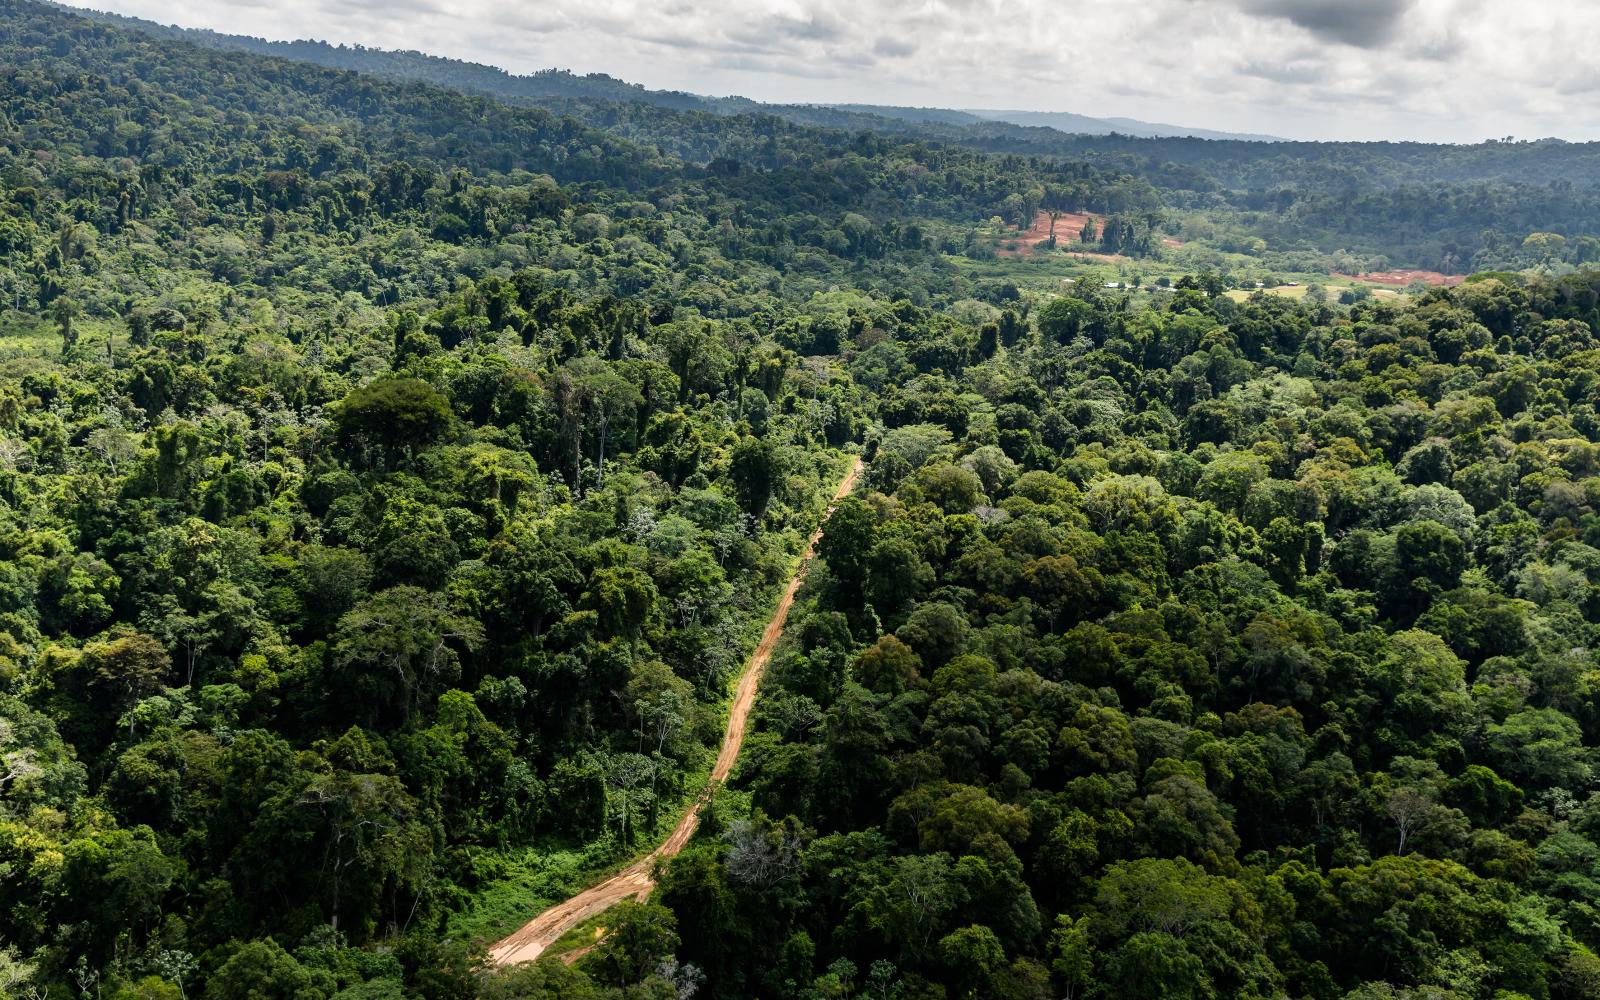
[834,105,1285,142]
[56,2,1282,143]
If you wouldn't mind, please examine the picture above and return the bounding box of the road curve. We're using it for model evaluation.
[488,457,863,966]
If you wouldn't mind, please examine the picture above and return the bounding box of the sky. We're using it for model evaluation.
[56,0,1600,143]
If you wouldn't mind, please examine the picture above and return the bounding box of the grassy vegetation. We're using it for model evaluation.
[446,846,594,945]
[0,312,131,361]
[1223,283,1404,302]
[951,242,1421,308]
[541,912,611,963]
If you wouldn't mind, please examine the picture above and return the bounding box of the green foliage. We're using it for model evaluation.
[207,939,330,1000]
[331,380,454,468]
[694,269,1600,999]
[9,2,1600,999]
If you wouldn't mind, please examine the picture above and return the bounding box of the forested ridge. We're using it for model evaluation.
[53,1,1600,275]
[6,2,1600,999]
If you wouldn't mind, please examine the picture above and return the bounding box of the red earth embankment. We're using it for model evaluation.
[1335,269,1465,287]
[997,210,1180,258]
[998,210,1106,258]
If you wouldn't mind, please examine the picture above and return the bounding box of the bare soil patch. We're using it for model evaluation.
[996,210,1179,259]
[998,210,1107,258]
[1336,269,1465,287]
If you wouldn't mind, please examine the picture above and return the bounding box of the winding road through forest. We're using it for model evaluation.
[488,456,863,966]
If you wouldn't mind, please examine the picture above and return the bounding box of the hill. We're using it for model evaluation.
[968,107,1286,142]
[7,4,1600,1000]
[48,1,1600,276]
[830,104,1285,142]
[56,3,1280,142]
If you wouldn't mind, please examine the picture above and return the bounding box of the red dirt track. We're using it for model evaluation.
[487,458,864,966]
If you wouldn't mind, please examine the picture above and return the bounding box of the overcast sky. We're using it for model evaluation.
[58,0,1600,142]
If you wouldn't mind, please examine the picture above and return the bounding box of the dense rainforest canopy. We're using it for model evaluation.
[6,2,1600,999]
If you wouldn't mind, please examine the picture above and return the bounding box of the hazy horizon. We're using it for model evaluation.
[53,0,1600,144]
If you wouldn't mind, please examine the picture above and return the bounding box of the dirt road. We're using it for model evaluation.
[488,457,863,966]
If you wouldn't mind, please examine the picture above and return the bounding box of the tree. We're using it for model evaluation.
[53,297,79,357]
[1372,629,1469,736]
[0,947,43,1000]
[730,436,780,516]
[1132,772,1240,862]
[297,545,372,630]
[866,854,960,961]
[961,446,1018,495]
[331,379,453,467]
[1104,932,1211,1000]
[1042,186,1075,246]
[912,463,983,514]
[1093,858,1231,938]
[574,364,643,486]
[1375,786,1424,861]
[596,751,659,843]
[916,784,1028,854]
[1395,519,1468,592]
[137,595,223,689]
[897,603,968,669]
[60,827,179,963]
[582,565,657,645]
[1021,555,1101,630]
[0,694,86,810]
[853,635,923,696]
[624,659,693,756]
[333,587,485,724]
[81,631,171,735]
[1488,708,1592,788]
[722,814,805,890]
[86,427,138,472]
[476,961,605,1000]
[818,497,878,602]
[298,771,431,935]
[371,499,458,589]
[591,900,679,988]
[1049,915,1094,1000]
[938,925,1005,999]
[1037,297,1094,343]
[866,538,934,618]
[205,940,328,1000]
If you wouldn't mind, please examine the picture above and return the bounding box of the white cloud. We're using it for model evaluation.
[55,0,1600,141]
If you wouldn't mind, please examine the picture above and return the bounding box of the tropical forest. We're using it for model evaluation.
[6,2,1600,999]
